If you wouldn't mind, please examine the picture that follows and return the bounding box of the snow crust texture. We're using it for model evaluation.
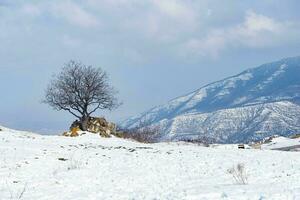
[0,128,300,199]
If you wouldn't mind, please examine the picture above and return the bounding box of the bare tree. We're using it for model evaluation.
[43,60,119,131]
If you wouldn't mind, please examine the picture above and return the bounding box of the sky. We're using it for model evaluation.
[0,0,300,134]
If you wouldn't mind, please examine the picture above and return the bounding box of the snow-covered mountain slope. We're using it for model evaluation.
[156,101,300,143]
[122,56,300,143]
[1,127,300,199]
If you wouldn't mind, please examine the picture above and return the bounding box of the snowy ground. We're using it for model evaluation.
[0,126,300,200]
[261,136,300,151]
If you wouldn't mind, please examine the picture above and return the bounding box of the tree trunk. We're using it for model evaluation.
[80,115,89,131]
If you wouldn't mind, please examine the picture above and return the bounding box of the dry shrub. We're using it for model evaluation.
[122,127,160,143]
[227,163,248,185]
[67,157,83,170]
[180,136,216,146]
[290,133,300,139]
[117,120,161,143]
[111,131,125,138]
[6,182,27,199]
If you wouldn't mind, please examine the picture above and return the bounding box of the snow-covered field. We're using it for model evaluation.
[0,126,300,200]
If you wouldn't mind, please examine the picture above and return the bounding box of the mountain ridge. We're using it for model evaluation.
[122,56,300,143]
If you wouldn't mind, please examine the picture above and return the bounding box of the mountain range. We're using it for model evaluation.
[121,56,300,143]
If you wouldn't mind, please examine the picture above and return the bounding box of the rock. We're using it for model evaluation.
[70,127,80,137]
[107,122,116,132]
[62,127,80,137]
[64,117,119,138]
[70,120,81,130]
[86,117,115,137]
[62,132,69,136]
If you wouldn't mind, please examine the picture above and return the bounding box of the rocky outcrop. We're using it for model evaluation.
[64,117,118,138]
[86,117,117,137]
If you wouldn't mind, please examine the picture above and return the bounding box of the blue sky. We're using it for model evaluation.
[0,0,300,134]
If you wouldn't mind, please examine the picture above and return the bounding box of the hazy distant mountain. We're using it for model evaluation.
[122,56,300,143]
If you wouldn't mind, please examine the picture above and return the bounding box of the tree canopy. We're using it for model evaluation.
[44,60,119,130]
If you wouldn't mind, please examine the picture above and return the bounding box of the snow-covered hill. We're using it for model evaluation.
[122,56,300,143]
[260,136,300,151]
[0,127,300,199]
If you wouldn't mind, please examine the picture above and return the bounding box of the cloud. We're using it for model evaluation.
[243,11,281,32]
[152,0,194,20]
[0,1,300,61]
[83,0,199,45]
[51,1,99,28]
[183,10,300,58]
[184,30,226,59]
[231,11,287,47]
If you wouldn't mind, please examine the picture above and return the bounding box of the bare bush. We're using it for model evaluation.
[6,181,27,199]
[118,120,161,143]
[290,133,300,139]
[67,158,83,170]
[53,153,87,175]
[227,163,248,185]
[66,154,86,171]
[180,136,217,146]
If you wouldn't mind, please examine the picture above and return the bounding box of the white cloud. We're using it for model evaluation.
[51,1,98,28]
[118,0,199,44]
[152,0,194,20]
[230,11,286,47]
[1,1,300,61]
[243,11,281,32]
[185,30,226,59]
[183,10,300,58]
